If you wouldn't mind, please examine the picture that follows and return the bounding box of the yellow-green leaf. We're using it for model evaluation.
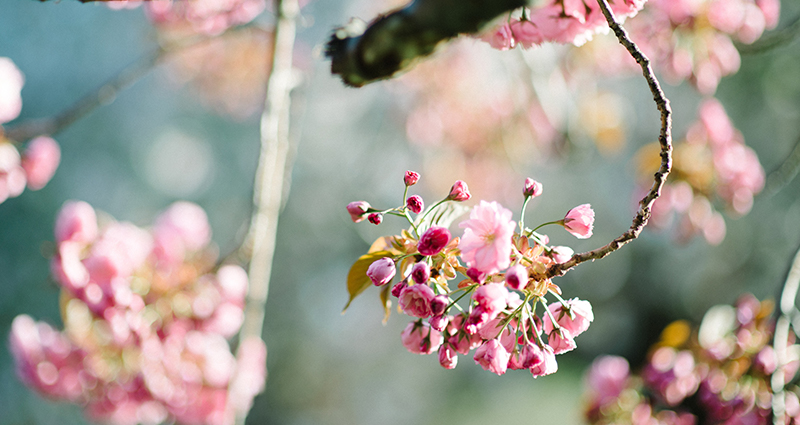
[343,250,394,313]
[379,283,392,324]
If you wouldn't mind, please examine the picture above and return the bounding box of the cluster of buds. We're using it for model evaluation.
[638,98,764,245]
[10,201,265,425]
[585,294,798,425]
[479,0,646,50]
[346,171,596,377]
[0,57,61,204]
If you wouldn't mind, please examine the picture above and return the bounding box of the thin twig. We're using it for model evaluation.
[233,0,298,422]
[772,246,800,424]
[764,132,800,197]
[738,15,800,55]
[545,0,673,279]
[4,24,262,144]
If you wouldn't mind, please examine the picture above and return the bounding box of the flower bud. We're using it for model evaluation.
[466,267,485,284]
[366,257,395,286]
[21,136,60,191]
[406,195,423,214]
[505,264,528,291]
[346,201,370,223]
[399,284,435,318]
[563,204,594,239]
[446,180,471,201]
[550,246,574,264]
[523,178,543,198]
[430,314,449,332]
[404,170,420,186]
[391,280,407,298]
[417,226,451,256]
[430,295,449,316]
[411,262,430,284]
[438,344,458,369]
[367,213,382,225]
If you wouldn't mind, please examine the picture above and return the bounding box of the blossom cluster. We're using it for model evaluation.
[584,294,796,425]
[638,98,764,245]
[479,0,647,50]
[145,0,266,36]
[10,201,265,425]
[0,57,61,204]
[346,171,596,376]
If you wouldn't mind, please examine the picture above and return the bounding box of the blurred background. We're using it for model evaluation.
[2,0,800,424]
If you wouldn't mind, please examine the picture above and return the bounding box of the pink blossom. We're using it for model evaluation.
[216,265,249,306]
[366,257,395,286]
[346,201,370,223]
[417,226,451,256]
[430,295,448,316]
[398,284,435,318]
[438,344,458,369]
[411,262,430,284]
[459,201,516,275]
[367,213,382,225]
[563,204,595,239]
[228,337,266,414]
[509,343,545,370]
[404,170,419,186]
[586,355,630,407]
[757,0,780,29]
[543,298,594,337]
[430,314,449,332]
[550,246,574,264]
[473,339,510,375]
[505,264,528,291]
[473,283,509,320]
[406,195,423,214]
[391,281,407,298]
[509,19,544,48]
[0,57,24,124]
[154,201,211,251]
[548,329,577,354]
[530,345,558,378]
[401,322,443,354]
[523,178,543,198]
[446,180,471,201]
[21,136,61,190]
[55,200,98,245]
[481,22,516,50]
[477,317,516,352]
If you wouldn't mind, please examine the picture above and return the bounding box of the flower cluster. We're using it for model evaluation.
[145,0,265,36]
[10,201,265,425]
[479,0,646,50]
[346,172,596,376]
[638,98,764,245]
[585,294,796,425]
[0,57,61,204]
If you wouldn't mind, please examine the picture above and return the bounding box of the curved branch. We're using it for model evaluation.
[545,0,673,279]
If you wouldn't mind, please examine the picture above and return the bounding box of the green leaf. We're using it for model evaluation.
[343,250,393,313]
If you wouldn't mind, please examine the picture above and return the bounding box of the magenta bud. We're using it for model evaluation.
[366,257,395,286]
[411,262,430,284]
[368,213,382,225]
[446,180,471,201]
[404,170,420,186]
[431,295,449,316]
[346,201,371,223]
[417,226,451,256]
[466,267,486,284]
[430,314,449,332]
[391,280,407,297]
[505,264,528,291]
[406,195,424,214]
[523,178,543,198]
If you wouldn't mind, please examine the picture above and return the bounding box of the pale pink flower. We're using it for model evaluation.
[0,57,24,124]
[530,345,558,378]
[438,344,458,369]
[216,265,249,306]
[228,337,266,414]
[586,355,630,407]
[446,180,471,201]
[543,298,594,337]
[398,284,435,318]
[509,19,543,48]
[459,201,516,275]
[366,257,395,286]
[505,264,528,291]
[473,339,510,375]
[473,283,509,320]
[21,136,61,190]
[523,178,543,198]
[563,204,595,239]
[346,201,370,223]
[401,322,442,354]
[406,195,423,214]
[417,226,450,256]
[55,200,98,245]
[548,329,577,354]
[404,170,419,186]
[550,246,574,264]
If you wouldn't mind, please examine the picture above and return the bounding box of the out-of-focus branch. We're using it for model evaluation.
[738,15,800,55]
[546,0,673,279]
[771,245,800,424]
[4,25,262,144]
[233,0,298,422]
[764,132,800,197]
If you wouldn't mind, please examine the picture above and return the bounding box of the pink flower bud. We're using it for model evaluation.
[530,345,558,378]
[505,264,528,291]
[391,280,407,298]
[54,200,98,245]
[406,195,423,214]
[417,226,451,256]
[367,213,382,225]
[446,180,471,201]
[430,314,449,332]
[398,284,435,318]
[438,344,458,369]
[21,136,60,190]
[474,339,510,375]
[550,246,574,264]
[401,321,442,354]
[404,170,420,186]
[430,295,449,316]
[346,201,370,223]
[0,57,24,124]
[466,267,486,284]
[366,257,395,286]
[548,329,577,354]
[473,283,508,320]
[543,298,594,337]
[563,204,595,239]
[523,178,543,198]
[411,262,430,284]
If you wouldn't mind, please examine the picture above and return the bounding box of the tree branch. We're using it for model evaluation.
[232,0,299,422]
[545,0,673,279]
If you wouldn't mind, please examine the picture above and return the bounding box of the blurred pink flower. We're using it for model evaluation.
[481,22,516,50]
[459,201,516,275]
[586,355,630,407]
[509,19,543,48]
[55,201,98,245]
[474,339,510,375]
[21,136,60,190]
[0,57,24,124]
[563,204,595,239]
